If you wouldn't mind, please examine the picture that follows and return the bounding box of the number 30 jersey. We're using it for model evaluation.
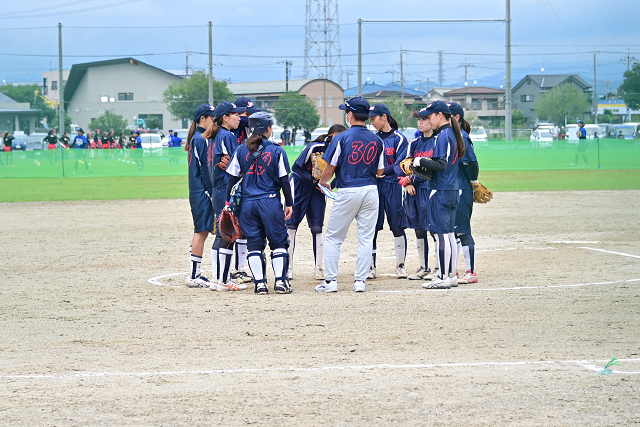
[322,125,384,189]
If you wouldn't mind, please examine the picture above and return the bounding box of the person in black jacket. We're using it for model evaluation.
[44,130,59,165]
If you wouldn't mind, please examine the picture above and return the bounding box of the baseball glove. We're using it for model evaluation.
[410,157,434,181]
[472,181,493,203]
[217,209,244,243]
[399,157,414,176]
[311,152,327,181]
[217,154,230,171]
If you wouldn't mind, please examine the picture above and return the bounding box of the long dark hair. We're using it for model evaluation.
[313,124,347,145]
[184,121,197,152]
[443,113,465,159]
[245,132,263,153]
[202,116,225,140]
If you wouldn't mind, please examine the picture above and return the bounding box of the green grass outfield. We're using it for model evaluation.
[1,170,639,202]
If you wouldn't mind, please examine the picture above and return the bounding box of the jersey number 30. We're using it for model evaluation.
[348,141,378,165]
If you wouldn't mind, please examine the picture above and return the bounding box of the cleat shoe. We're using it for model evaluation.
[287,266,294,280]
[408,267,428,280]
[314,267,325,280]
[216,281,247,292]
[353,280,367,292]
[425,268,440,281]
[186,275,211,288]
[230,270,252,284]
[315,280,338,293]
[396,263,408,279]
[367,266,377,279]
[449,273,458,287]
[422,276,451,289]
[255,282,269,295]
[459,270,478,284]
[274,280,293,294]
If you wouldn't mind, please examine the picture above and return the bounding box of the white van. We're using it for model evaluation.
[566,124,600,141]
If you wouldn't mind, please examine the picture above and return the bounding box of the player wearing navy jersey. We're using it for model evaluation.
[232,97,260,145]
[448,102,480,284]
[413,101,466,289]
[72,128,90,174]
[168,130,182,166]
[571,120,588,166]
[185,104,216,288]
[368,104,409,279]
[395,114,439,281]
[131,130,143,170]
[225,112,294,295]
[286,124,347,281]
[203,101,249,291]
[316,97,385,293]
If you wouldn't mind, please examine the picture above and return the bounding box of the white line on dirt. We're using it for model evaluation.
[551,241,602,244]
[580,247,640,259]
[2,358,639,381]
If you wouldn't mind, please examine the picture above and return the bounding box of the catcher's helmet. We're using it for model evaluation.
[249,111,275,135]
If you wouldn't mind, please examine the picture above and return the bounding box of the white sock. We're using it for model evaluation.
[271,248,288,280]
[457,238,462,270]
[448,233,458,278]
[313,232,324,268]
[218,248,233,283]
[434,237,440,271]
[441,234,451,279]
[462,245,471,271]
[235,239,247,271]
[287,229,296,267]
[190,253,202,279]
[394,235,406,267]
[247,251,264,282]
[211,247,218,281]
[416,238,425,269]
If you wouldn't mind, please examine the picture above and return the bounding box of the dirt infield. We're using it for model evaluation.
[1,191,639,426]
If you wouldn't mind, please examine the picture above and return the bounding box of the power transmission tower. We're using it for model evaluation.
[438,50,444,86]
[304,0,343,84]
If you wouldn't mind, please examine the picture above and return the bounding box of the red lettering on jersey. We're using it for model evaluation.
[414,150,433,158]
[385,147,395,156]
[207,142,214,165]
[245,151,273,175]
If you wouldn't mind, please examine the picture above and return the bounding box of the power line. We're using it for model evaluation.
[0,0,141,19]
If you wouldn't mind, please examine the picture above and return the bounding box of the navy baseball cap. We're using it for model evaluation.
[213,101,244,119]
[413,100,451,118]
[369,103,391,117]
[447,102,464,121]
[339,97,370,115]
[248,111,276,135]
[577,120,584,124]
[168,129,173,132]
[77,128,83,133]
[194,103,216,122]
[234,97,260,114]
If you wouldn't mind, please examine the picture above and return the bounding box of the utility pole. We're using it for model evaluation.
[593,51,599,125]
[344,69,354,89]
[280,60,293,92]
[185,46,190,77]
[505,0,513,141]
[622,48,637,71]
[400,46,405,107]
[208,22,213,105]
[426,77,430,97]
[459,62,475,85]
[438,51,444,86]
[417,79,422,92]
[358,19,362,96]
[604,80,611,100]
[58,23,64,135]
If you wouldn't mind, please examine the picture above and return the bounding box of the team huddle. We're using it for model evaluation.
[185,96,492,294]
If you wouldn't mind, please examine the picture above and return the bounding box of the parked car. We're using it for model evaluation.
[10,136,27,151]
[469,126,489,143]
[139,133,163,149]
[622,122,640,138]
[597,124,614,138]
[613,124,635,139]
[401,127,419,141]
[24,132,48,150]
[161,129,188,147]
[566,124,600,141]
[530,129,554,146]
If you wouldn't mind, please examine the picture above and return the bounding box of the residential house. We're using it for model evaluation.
[443,86,506,125]
[0,92,40,135]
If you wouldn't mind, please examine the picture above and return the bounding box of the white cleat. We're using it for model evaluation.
[458,270,478,284]
[353,280,367,292]
[186,275,211,288]
[396,263,408,279]
[449,273,458,287]
[315,280,338,293]
[408,266,429,280]
[424,268,440,281]
[367,266,377,279]
[314,267,325,280]
[422,276,451,289]
[216,281,247,292]
[230,270,253,283]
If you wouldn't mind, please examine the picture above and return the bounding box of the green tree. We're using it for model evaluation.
[384,96,415,129]
[273,91,321,142]
[145,116,162,130]
[617,63,640,110]
[163,70,234,123]
[534,84,590,124]
[89,110,128,135]
[0,84,56,125]
[600,108,613,122]
[512,109,527,127]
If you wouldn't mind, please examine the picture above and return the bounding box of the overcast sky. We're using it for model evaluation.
[1,0,638,91]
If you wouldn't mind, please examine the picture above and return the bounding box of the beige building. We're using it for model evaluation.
[443,87,506,123]
[0,92,39,135]
[42,69,70,105]
[227,79,344,127]
[64,58,183,131]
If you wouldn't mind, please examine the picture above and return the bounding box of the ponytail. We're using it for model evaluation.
[446,113,466,159]
[184,121,197,152]
[461,119,471,134]
[387,115,399,130]
[245,133,263,153]
[314,124,347,146]
[202,116,224,140]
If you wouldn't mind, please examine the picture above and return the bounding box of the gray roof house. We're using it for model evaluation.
[0,92,41,135]
[512,74,592,125]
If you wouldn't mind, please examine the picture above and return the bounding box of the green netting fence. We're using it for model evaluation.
[1,139,639,179]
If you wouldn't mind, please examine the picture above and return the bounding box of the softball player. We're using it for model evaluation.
[131,130,143,170]
[316,97,385,293]
[368,104,408,279]
[225,111,293,295]
[232,97,260,145]
[449,102,479,284]
[394,113,439,281]
[571,120,588,166]
[413,101,466,289]
[72,128,90,174]
[185,104,216,288]
[204,101,249,291]
[286,123,347,281]
[44,130,58,166]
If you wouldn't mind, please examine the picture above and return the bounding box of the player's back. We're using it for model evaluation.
[430,126,460,191]
[457,130,477,190]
